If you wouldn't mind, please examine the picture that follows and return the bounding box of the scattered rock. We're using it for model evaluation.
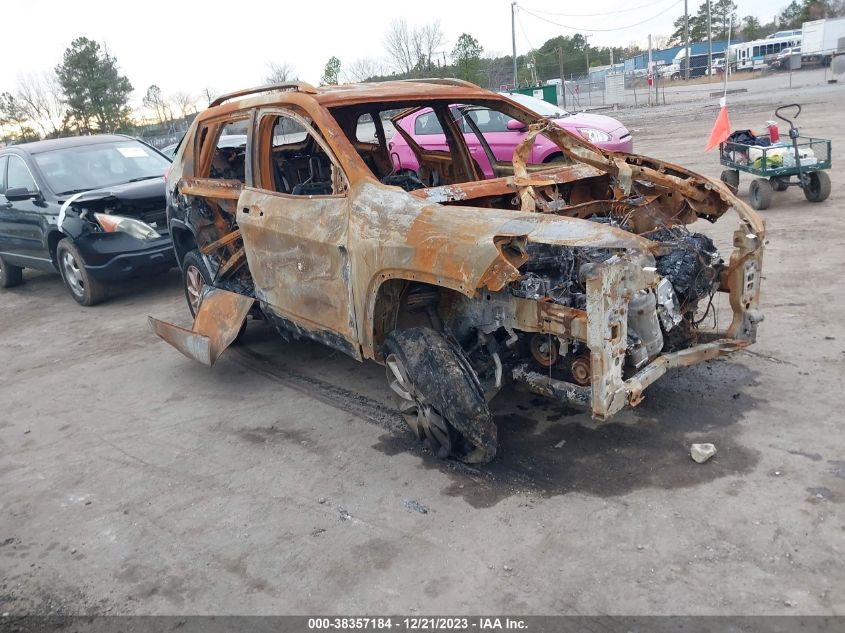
[84,500,92,506]
[311,528,326,537]
[70,548,76,554]
[784,600,795,607]
[503,565,513,572]
[23,429,31,434]
[807,486,831,501]
[554,439,566,449]
[338,508,351,521]
[690,443,717,463]
[637,544,646,551]
[403,499,429,514]
[318,497,327,504]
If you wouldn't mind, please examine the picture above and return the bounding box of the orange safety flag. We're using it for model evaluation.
[705,99,731,152]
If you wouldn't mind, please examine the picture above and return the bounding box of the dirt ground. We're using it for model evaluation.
[1,79,844,616]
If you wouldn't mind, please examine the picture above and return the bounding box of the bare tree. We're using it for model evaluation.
[412,21,446,75]
[169,91,197,120]
[343,58,385,83]
[651,35,670,51]
[265,62,298,84]
[202,87,218,106]
[384,19,415,75]
[385,19,448,78]
[15,72,67,137]
[143,85,172,125]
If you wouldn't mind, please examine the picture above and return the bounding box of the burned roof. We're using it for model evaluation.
[198,79,501,119]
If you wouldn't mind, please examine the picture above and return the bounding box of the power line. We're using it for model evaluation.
[519,0,684,33]
[520,0,675,19]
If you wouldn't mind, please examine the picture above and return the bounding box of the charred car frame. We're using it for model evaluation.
[150,79,764,463]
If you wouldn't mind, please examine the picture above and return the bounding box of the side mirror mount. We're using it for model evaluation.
[4,187,40,202]
[507,119,527,132]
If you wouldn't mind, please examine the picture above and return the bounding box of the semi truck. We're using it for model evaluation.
[801,17,845,66]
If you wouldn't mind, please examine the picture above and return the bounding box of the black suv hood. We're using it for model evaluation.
[63,177,167,226]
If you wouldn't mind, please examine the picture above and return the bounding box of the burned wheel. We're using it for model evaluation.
[182,250,212,318]
[385,354,455,459]
[181,249,247,339]
[385,327,497,463]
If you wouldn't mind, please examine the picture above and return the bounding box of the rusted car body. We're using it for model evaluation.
[150,79,764,463]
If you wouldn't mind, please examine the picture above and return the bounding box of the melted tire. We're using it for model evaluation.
[385,327,497,463]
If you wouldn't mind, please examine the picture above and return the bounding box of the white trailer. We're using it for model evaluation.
[801,17,845,65]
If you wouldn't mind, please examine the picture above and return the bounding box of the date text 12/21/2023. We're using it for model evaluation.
[307,617,528,630]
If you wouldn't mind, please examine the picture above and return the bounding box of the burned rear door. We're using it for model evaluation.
[236,108,360,359]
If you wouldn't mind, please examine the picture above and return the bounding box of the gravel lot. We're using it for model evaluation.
[1,75,844,616]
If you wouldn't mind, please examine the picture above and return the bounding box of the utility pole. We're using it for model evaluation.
[684,0,690,80]
[648,33,654,106]
[584,34,592,73]
[558,46,566,109]
[707,0,713,81]
[511,2,518,88]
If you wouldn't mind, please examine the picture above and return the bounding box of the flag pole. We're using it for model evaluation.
[722,20,732,106]
[705,21,733,152]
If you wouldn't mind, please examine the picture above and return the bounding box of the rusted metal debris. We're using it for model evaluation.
[150,78,765,462]
[150,287,254,366]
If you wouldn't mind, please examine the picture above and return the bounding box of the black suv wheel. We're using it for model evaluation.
[57,239,107,306]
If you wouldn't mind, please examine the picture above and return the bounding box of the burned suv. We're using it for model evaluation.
[150,79,764,463]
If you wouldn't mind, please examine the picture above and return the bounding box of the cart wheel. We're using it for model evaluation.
[749,178,773,210]
[803,171,831,203]
[720,169,739,193]
[770,177,789,192]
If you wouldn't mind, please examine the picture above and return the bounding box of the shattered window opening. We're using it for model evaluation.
[200,118,250,184]
[259,111,347,197]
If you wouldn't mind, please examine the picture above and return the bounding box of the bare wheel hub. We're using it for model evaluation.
[530,333,559,367]
[570,354,592,386]
[385,353,453,458]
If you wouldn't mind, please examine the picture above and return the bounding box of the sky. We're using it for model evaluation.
[2,0,781,109]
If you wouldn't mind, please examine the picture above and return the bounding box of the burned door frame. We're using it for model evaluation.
[176,110,255,286]
[236,107,361,359]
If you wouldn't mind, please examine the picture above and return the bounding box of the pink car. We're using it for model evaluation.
[388,92,633,179]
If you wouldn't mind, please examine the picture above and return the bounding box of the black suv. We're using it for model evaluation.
[0,135,176,305]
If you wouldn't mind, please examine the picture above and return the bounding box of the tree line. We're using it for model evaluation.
[1,37,205,145]
[668,0,845,45]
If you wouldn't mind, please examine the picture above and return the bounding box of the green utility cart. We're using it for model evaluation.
[719,104,832,210]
